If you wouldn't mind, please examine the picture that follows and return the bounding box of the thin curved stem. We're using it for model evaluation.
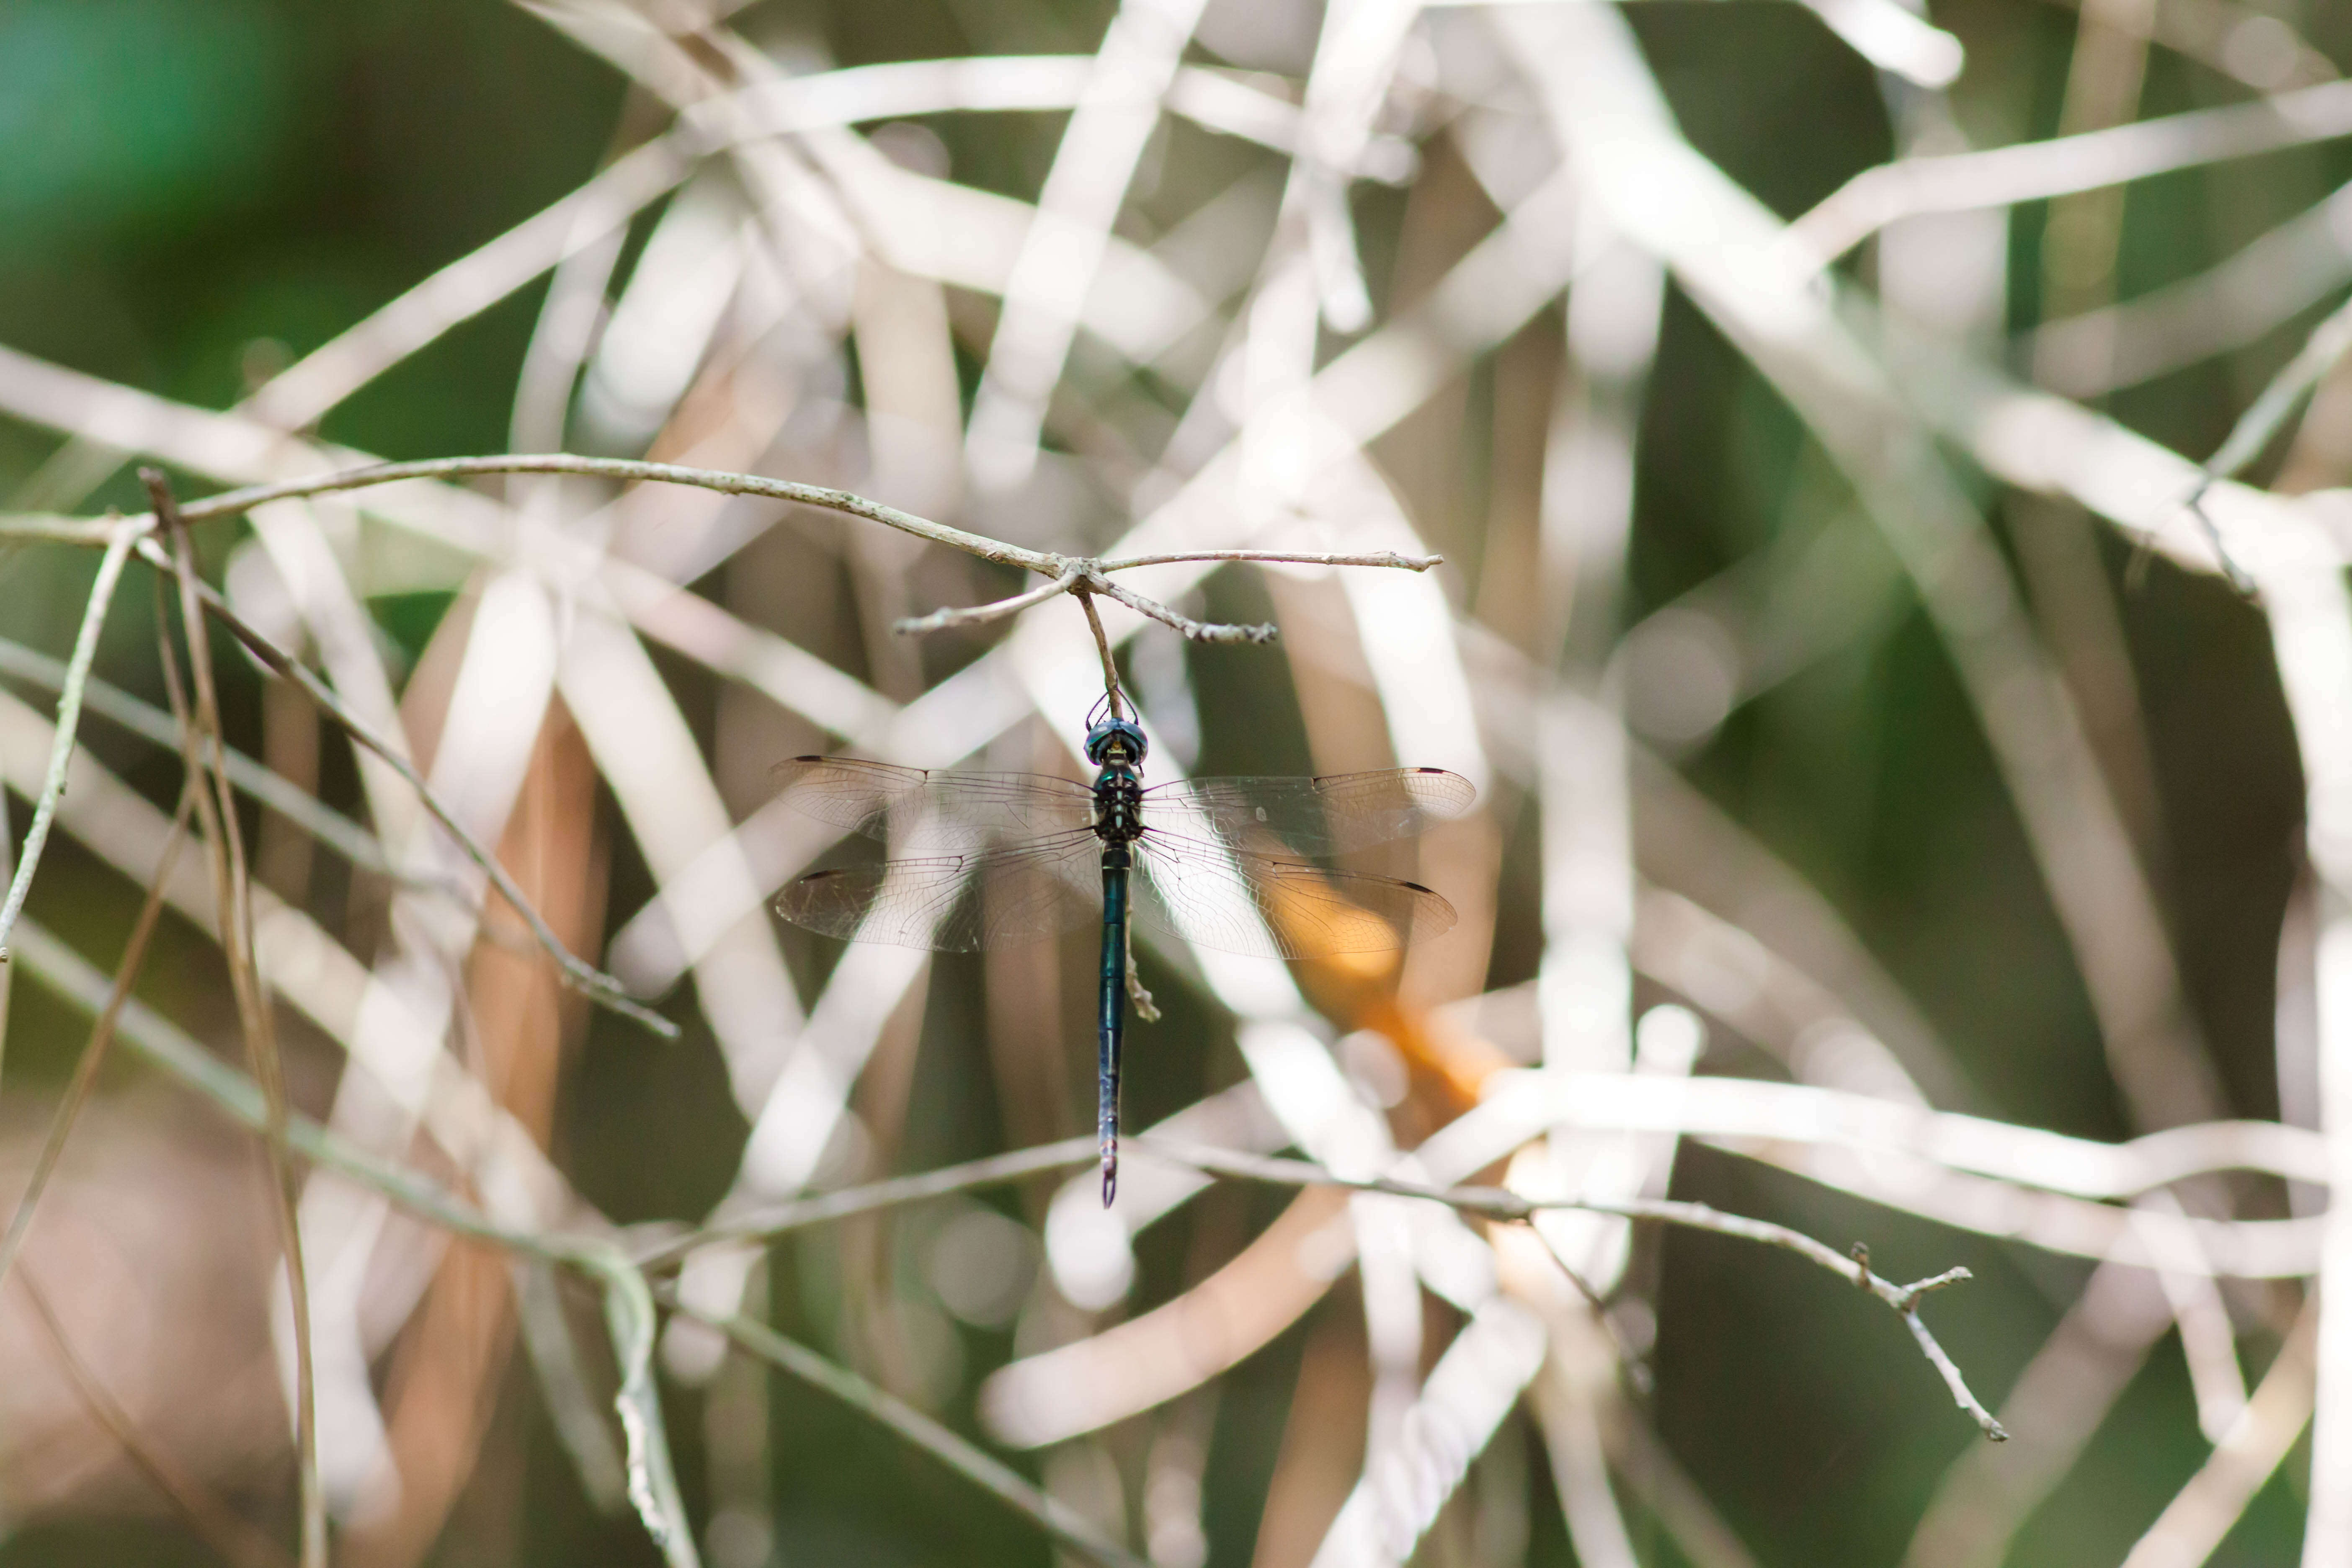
[3,459,1452,673]
[1073,580,1127,719]
[665,1294,1152,1568]
[1790,77,2352,268]
[148,470,326,1568]
[5,916,696,1563]
[130,535,675,1038]
[0,518,143,961]
[0,514,127,546]
[0,776,198,1292]
[634,1136,1098,1270]
[1086,571,1277,644]
[0,633,433,890]
[168,454,1060,574]
[18,1266,294,1568]
[1138,1139,2011,1442]
[1095,547,1441,573]
[633,1128,2008,1441]
[895,567,1081,635]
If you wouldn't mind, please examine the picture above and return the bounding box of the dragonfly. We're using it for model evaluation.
[770,712,1476,1204]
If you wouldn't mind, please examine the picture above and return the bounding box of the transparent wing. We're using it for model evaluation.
[772,756,1097,849]
[775,831,1101,952]
[1139,769,1475,855]
[1132,829,1458,960]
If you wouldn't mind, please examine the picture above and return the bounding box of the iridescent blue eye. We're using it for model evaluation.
[1084,717,1148,765]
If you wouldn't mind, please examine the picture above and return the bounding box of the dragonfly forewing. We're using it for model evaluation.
[1132,829,1457,960]
[776,832,1101,952]
[771,756,1098,850]
[1139,768,1475,856]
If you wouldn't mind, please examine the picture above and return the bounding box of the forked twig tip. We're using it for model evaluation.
[2180,490,2259,597]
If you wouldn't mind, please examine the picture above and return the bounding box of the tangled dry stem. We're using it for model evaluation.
[640,1133,2011,1443]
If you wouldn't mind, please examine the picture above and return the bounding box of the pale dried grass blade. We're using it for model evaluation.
[1504,3,2232,1147]
[2243,533,2352,1566]
[1306,1300,1549,1568]
[2120,1294,2321,1568]
[1791,77,2352,268]
[2028,179,2352,398]
[557,606,803,1086]
[966,0,1211,492]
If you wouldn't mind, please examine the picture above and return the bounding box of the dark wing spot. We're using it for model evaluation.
[1404,880,1436,893]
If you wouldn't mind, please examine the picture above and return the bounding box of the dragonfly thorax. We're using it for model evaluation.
[1093,766,1144,843]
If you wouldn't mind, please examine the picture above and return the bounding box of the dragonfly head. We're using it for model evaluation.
[1084,715,1149,769]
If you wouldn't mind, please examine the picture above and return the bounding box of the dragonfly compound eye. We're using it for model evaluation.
[1084,717,1149,766]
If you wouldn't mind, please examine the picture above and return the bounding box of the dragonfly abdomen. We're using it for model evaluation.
[1097,839,1132,1205]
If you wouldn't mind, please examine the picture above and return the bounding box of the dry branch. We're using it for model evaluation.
[129,534,675,1037]
[1136,1140,2009,1439]
[0,635,419,887]
[18,1267,293,1568]
[6,454,1448,658]
[645,1122,2009,1442]
[0,779,197,1291]
[5,918,699,1564]
[148,471,325,1568]
[663,1297,1153,1568]
[632,1135,1097,1270]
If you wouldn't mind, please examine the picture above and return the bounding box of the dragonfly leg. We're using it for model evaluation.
[1125,921,1160,1021]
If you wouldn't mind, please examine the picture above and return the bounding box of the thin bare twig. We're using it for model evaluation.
[647,1124,2003,1441]
[1086,570,1278,644]
[0,776,198,1291]
[1136,1140,2010,1441]
[165,454,1058,572]
[147,470,327,1568]
[12,456,1432,666]
[1093,548,1442,572]
[0,517,143,962]
[0,633,430,888]
[0,448,1450,1021]
[2182,289,2352,592]
[663,1292,1153,1568]
[2025,180,2352,401]
[634,1135,1097,1270]
[31,455,1424,642]
[4,916,700,1564]
[0,513,129,546]
[1073,580,1127,719]
[128,538,676,1037]
[17,1268,294,1568]
[893,567,1081,635]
